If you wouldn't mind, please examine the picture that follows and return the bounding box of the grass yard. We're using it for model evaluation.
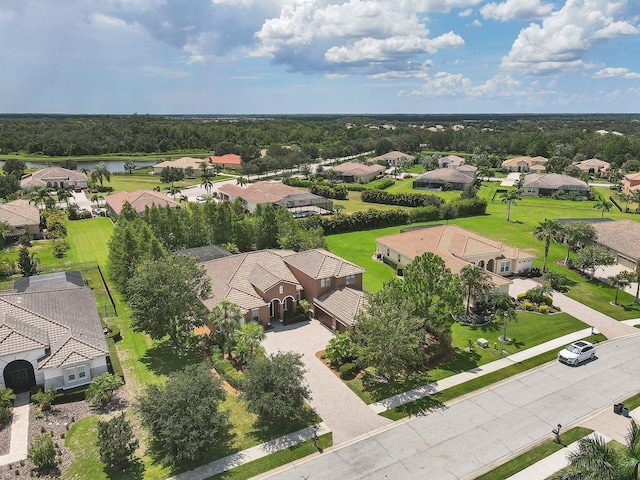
[345,311,589,405]
[107,172,229,193]
[474,427,593,480]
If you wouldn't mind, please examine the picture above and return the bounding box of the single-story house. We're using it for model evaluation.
[413,167,477,190]
[329,162,386,183]
[438,155,466,169]
[0,271,109,393]
[105,189,180,217]
[204,154,242,171]
[573,158,610,175]
[20,167,88,190]
[521,173,590,197]
[376,225,536,293]
[622,173,640,195]
[200,248,364,332]
[218,181,333,214]
[153,157,206,175]
[0,200,41,239]
[370,151,415,167]
[501,156,548,172]
[591,220,640,270]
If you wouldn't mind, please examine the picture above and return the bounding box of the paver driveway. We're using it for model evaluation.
[263,320,391,444]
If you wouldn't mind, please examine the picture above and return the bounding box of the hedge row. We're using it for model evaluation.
[361,189,444,207]
[211,347,245,390]
[309,184,348,200]
[284,176,394,191]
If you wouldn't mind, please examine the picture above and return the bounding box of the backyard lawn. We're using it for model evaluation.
[107,171,230,193]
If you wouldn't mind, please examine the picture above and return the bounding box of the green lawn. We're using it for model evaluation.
[107,173,229,193]
[345,311,588,405]
[474,427,593,480]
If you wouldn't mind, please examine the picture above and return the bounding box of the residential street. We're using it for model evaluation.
[262,333,640,480]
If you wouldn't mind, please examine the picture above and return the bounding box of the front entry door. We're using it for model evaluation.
[3,360,36,393]
[11,369,29,393]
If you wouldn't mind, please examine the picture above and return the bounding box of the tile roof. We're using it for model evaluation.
[502,156,549,167]
[415,168,476,183]
[440,155,466,166]
[331,162,387,177]
[575,158,610,168]
[314,287,367,327]
[154,157,205,170]
[624,172,640,181]
[0,314,49,356]
[370,151,415,162]
[200,250,301,312]
[0,286,108,368]
[206,154,242,165]
[592,220,640,263]
[283,249,364,279]
[20,167,87,189]
[0,200,40,228]
[218,181,313,205]
[105,189,180,215]
[377,225,535,287]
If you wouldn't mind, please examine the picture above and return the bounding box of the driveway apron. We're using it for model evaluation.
[263,320,391,445]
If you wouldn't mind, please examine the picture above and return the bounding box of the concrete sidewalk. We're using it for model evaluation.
[168,422,330,480]
[369,327,596,414]
[0,392,31,467]
[505,432,611,480]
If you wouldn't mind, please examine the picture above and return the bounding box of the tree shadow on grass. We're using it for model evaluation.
[140,340,202,377]
[434,347,482,375]
[106,458,145,480]
[248,406,319,444]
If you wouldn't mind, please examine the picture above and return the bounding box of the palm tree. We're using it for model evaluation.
[198,161,210,177]
[80,167,91,177]
[210,300,243,357]
[300,164,312,179]
[459,264,491,315]
[43,195,56,210]
[594,198,613,218]
[29,187,49,209]
[57,188,73,208]
[91,165,111,188]
[632,266,640,305]
[534,218,562,272]
[168,185,181,200]
[501,189,522,221]
[232,322,266,364]
[619,193,633,212]
[91,194,103,208]
[633,191,640,212]
[179,194,188,204]
[200,176,213,194]
[560,221,596,266]
[236,176,248,187]
[0,386,16,422]
[609,271,632,305]
[0,221,13,249]
[334,204,345,216]
[124,160,136,174]
[554,420,640,480]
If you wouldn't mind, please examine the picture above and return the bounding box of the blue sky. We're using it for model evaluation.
[0,0,638,114]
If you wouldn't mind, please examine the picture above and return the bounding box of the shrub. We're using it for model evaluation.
[539,304,549,314]
[339,362,357,379]
[211,347,245,390]
[309,183,348,200]
[517,292,527,301]
[51,238,69,258]
[31,386,58,411]
[96,413,138,470]
[28,434,56,472]
[540,295,553,306]
[85,373,124,408]
[524,301,534,311]
[325,333,356,367]
[361,189,443,208]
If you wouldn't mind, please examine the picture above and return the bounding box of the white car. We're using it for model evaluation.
[194,196,207,204]
[558,340,596,366]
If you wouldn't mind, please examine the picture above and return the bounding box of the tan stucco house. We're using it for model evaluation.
[20,167,88,190]
[105,190,180,217]
[501,156,548,172]
[376,225,536,293]
[0,200,41,239]
[329,162,386,183]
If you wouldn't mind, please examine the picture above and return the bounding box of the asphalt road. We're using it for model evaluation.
[263,333,640,480]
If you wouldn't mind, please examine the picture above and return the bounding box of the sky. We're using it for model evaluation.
[0,0,639,114]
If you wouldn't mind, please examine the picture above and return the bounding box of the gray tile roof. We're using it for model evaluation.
[522,173,589,191]
[314,287,367,327]
[0,314,49,356]
[592,220,640,263]
[0,287,108,368]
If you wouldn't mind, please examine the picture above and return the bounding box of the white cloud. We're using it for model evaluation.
[501,0,639,75]
[138,65,190,78]
[254,0,466,74]
[459,8,472,17]
[398,0,482,12]
[481,0,554,22]
[593,67,640,79]
[90,13,128,28]
[472,19,481,26]
[409,71,534,97]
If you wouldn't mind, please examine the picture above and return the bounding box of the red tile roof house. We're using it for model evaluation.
[105,189,180,217]
[204,154,242,171]
[20,167,88,190]
[376,225,536,294]
[573,158,610,175]
[200,249,365,332]
[328,162,387,183]
[501,156,548,172]
[218,181,333,215]
[0,272,109,393]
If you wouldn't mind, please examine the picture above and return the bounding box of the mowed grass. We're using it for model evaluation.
[345,311,588,404]
[107,173,219,193]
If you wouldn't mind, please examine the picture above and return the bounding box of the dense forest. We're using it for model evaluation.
[0,114,639,169]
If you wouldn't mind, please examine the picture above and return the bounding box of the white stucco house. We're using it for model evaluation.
[0,272,109,393]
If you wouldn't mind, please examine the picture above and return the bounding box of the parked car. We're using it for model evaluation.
[558,340,596,366]
[195,196,206,204]
[73,186,82,192]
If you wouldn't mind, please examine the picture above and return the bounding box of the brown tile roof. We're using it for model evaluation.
[200,250,301,312]
[206,154,242,165]
[20,167,87,189]
[331,162,386,176]
[522,173,589,191]
[624,172,640,181]
[377,225,535,287]
[370,151,415,162]
[0,200,40,228]
[502,156,548,167]
[441,155,465,165]
[592,220,640,263]
[218,181,309,205]
[0,286,108,368]
[106,189,180,215]
[283,249,364,279]
[314,287,367,328]
[415,168,476,183]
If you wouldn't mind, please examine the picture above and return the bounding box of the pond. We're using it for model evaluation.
[0,159,157,173]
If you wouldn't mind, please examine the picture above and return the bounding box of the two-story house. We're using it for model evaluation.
[200,249,365,332]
